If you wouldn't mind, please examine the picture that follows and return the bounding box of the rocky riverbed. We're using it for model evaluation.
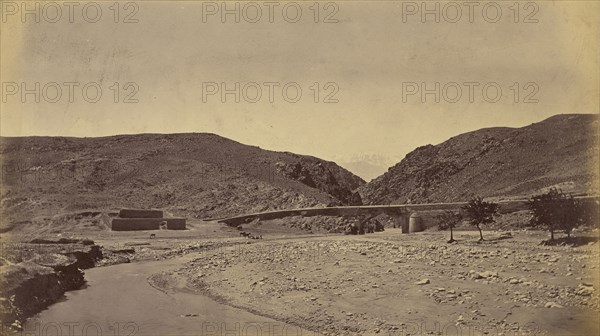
[3,227,598,335]
[167,230,600,335]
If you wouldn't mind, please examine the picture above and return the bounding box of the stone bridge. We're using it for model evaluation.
[209,196,599,233]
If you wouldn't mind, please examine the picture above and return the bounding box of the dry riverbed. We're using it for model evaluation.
[154,229,600,336]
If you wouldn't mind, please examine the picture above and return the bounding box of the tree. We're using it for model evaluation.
[436,210,463,243]
[578,200,600,229]
[462,196,499,241]
[528,189,559,240]
[560,195,582,239]
[528,188,582,240]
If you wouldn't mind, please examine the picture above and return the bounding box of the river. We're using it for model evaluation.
[24,255,313,336]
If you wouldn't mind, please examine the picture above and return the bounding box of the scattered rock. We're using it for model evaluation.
[545,302,564,308]
[576,284,594,296]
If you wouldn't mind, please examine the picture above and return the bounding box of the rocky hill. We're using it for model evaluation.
[359,114,599,204]
[0,133,364,231]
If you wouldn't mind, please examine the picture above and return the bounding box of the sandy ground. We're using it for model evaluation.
[13,221,600,336]
[173,229,600,336]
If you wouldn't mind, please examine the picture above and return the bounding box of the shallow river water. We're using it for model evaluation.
[24,256,311,336]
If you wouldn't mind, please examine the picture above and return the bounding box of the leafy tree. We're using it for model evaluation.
[462,196,499,241]
[560,195,582,239]
[578,200,600,229]
[528,189,559,240]
[528,188,582,240]
[436,210,463,243]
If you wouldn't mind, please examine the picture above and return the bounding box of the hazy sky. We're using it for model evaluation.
[1,1,598,170]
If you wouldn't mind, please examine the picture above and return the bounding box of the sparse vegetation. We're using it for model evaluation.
[462,196,499,241]
[436,210,463,243]
[528,188,586,241]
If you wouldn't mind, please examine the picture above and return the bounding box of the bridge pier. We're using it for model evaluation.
[386,210,409,233]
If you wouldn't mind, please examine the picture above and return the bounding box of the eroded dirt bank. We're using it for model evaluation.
[0,240,102,328]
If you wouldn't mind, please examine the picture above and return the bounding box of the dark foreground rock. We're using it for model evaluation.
[0,241,103,329]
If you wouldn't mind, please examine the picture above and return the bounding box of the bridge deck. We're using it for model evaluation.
[207,196,599,226]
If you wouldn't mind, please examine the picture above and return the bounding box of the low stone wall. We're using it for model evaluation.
[118,209,163,218]
[111,208,186,231]
[111,218,186,231]
[112,218,160,231]
[166,218,186,230]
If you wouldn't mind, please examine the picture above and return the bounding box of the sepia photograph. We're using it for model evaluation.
[0,1,599,335]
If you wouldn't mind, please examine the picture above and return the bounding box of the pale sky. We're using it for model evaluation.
[1,1,598,171]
